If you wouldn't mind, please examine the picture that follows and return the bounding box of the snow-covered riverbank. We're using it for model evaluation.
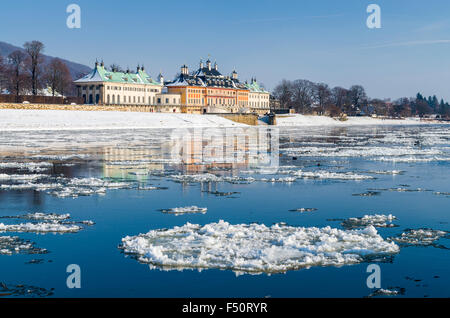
[275,114,445,126]
[0,109,244,131]
[0,109,446,131]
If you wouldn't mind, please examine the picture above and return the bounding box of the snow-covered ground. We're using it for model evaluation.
[0,109,447,131]
[0,109,244,131]
[276,114,445,126]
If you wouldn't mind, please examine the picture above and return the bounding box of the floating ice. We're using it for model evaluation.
[373,156,450,163]
[260,177,297,183]
[119,220,399,274]
[341,214,397,229]
[289,208,318,213]
[0,174,47,182]
[0,236,48,255]
[0,174,132,198]
[0,281,54,297]
[433,192,450,196]
[170,173,255,184]
[159,206,207,215]
[0,222,81,233]
[352,191,381,197]
[392,229,449,247]
[367,287,405,297]
[0,162,53,172]
[291,170,374,180]
[0,212,71,221]
[366,170,404,175]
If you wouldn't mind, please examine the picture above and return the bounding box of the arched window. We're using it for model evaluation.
[107,95,110,104]
[117,95,120,104]
[112,95,115,104]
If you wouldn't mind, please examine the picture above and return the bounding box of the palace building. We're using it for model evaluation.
[74,62,182,112]
[166,59,250,114]
[74,59,270,115]
[245,78,270,115]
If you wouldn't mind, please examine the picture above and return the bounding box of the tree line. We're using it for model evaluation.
[273,79,450,118]
[0,41,73,97]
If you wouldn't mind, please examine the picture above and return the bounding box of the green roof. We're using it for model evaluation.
[74,65,161,86]
[245,80,269,93]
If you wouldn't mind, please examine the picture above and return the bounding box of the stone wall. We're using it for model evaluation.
[207,113,259,126]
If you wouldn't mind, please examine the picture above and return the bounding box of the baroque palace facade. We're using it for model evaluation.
[74,59,270,115]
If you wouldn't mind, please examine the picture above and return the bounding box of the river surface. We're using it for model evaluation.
[0,125,448,297]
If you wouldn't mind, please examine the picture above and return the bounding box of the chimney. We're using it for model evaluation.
[206,59,211,71]
[214,62,218,71]
[181,64,188,75]
[158,73,164,85]
[199,59,204,69]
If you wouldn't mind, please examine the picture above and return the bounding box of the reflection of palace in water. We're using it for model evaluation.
[102,128,279,179]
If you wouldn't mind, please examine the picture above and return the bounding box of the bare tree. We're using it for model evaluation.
[273,79,293,109]
[0,55,6,93]
[291,79,315,113]
[109,63,124,72]
[44,58,72,97]
[331,87,349,110]
[348,85,367,114]
[7,50,28,98]
[313,83,331,115]
[24,40,45,95]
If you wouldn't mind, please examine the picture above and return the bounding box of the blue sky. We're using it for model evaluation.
[1,0,450,100]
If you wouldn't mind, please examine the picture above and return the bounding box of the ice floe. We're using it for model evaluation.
[159,206,207,215]
[289,208,318,213]
[0,212,70,221]
[352,191,382,197]
[0,222,81,233]
[367,287,405,297]
[0,162,53,172]
[170,173,255,184]
[392,229,449,247]
[0,236,48,255]
[119,220,399,274]
[0,212,94,234]
[340,214,397,229]
[0,282,54,297]
[0,174,132,198]
[291,170,374,180]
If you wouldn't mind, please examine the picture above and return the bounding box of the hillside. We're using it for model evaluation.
[0,41,91,80]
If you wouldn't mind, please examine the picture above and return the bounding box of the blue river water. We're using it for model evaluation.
[0,125,448,297]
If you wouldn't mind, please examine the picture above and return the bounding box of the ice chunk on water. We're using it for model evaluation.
[291,170,374,180]
[392,228,449,247]
[0,174,47,182]
[341,214,397,229]
[0,162,53,173]
[0,222,81,233]
[0,236,48,255]
[0,281,54,297]
[289,208,318,213]
[159,206,207,215]
[3,212,71,221]
[171,173,255,184]
[119,220,399,274]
